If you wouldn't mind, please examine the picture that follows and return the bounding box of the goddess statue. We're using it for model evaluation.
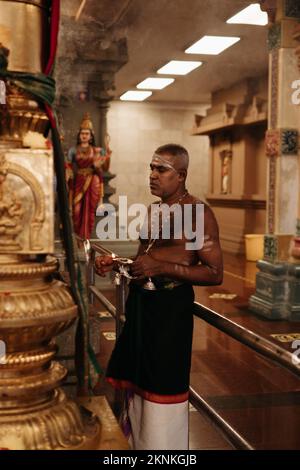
[221,154,231,195]
[66,113,111,239]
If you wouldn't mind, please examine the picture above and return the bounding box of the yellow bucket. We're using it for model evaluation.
[245,234,264,262]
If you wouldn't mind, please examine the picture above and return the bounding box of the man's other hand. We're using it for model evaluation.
[95,255,114,277]
[131,255,162,279]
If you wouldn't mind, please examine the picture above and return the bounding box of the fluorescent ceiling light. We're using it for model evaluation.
[185,35,240,55]
[120,90,152,101]
[227,4,268,26]
[157,60,202,75]
[137,77,174,90]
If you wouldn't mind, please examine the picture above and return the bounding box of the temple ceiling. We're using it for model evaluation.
[60,0,268,104]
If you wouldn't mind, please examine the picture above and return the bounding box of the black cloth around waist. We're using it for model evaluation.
[106,283,195,401]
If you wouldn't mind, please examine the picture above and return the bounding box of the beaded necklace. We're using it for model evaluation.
[144,190,189,255]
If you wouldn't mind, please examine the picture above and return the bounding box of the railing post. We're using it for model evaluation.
[88,248,96,305]
[115,274,126,339]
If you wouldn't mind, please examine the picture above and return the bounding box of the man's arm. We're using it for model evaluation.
[131,205,223,286]
[161,205,223,285]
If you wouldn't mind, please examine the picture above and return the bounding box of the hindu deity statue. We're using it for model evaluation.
[0,157,24,249]
[66,113,111,239]
[221,153,231,195]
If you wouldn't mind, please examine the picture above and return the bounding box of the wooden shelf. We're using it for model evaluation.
[206,194,266,209]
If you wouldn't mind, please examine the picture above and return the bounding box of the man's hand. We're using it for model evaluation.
[131,255,162,279]
[95,255,114,277]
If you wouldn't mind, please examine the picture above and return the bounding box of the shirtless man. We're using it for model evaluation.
[95,143,223,450]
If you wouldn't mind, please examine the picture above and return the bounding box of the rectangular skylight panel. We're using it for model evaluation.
[157,60,202,75]
[227,4,268,25]
[185,36,240,55]
[120,91,152,101]
[137,77,174,89]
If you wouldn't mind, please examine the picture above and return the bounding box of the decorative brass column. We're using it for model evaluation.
[0,0,50,146]
[0,0,101,449]
[0,255,101,450]
[0,0,48,73]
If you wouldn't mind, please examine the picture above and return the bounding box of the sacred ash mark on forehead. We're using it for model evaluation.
[151,153,177,171]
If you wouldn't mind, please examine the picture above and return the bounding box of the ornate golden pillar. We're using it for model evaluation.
[0,0,48,73]
[250,0,300,320]
[0,0,49,147]
[0,0,101,449]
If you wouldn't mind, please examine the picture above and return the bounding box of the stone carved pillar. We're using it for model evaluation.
[291,24,300,258]
[90,83,117,209]
[53,15,127,378]
[54,17,127,212]
[250,0,300,320]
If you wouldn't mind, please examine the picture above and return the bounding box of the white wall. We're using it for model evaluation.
[107,101,210,207]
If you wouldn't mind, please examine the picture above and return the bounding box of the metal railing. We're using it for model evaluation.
[193,302,300,379]
[55,236,127,339]
[88,242,126,340]
[57,236,300,450]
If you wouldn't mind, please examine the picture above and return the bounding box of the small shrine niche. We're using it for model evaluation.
[220,149,232,195]
[192,77,268,254]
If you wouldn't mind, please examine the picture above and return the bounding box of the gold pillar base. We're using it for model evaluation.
[78,396,129,450]
[0,389,101,450]
[0,255,101,450]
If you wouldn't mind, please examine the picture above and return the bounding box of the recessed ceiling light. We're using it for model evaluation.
[137,77,175,90]
[227,3,268,26]
[120,91,152,101]
[185,35,240,55]
[157,60,202,75]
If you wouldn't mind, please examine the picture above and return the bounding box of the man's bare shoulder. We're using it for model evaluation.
[186,195,218,224]
[186,194,206,206]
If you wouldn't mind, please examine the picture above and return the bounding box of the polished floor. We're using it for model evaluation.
[92,253,300,450]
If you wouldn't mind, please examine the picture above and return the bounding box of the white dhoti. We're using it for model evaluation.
[107,284,194,450]
[124,393,189,450]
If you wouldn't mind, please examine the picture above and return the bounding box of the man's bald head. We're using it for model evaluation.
[154,144,189,171]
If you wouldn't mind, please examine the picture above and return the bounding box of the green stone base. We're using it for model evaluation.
[249,260,289,320]
[286,264,300,321]
[249,294,288,320]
